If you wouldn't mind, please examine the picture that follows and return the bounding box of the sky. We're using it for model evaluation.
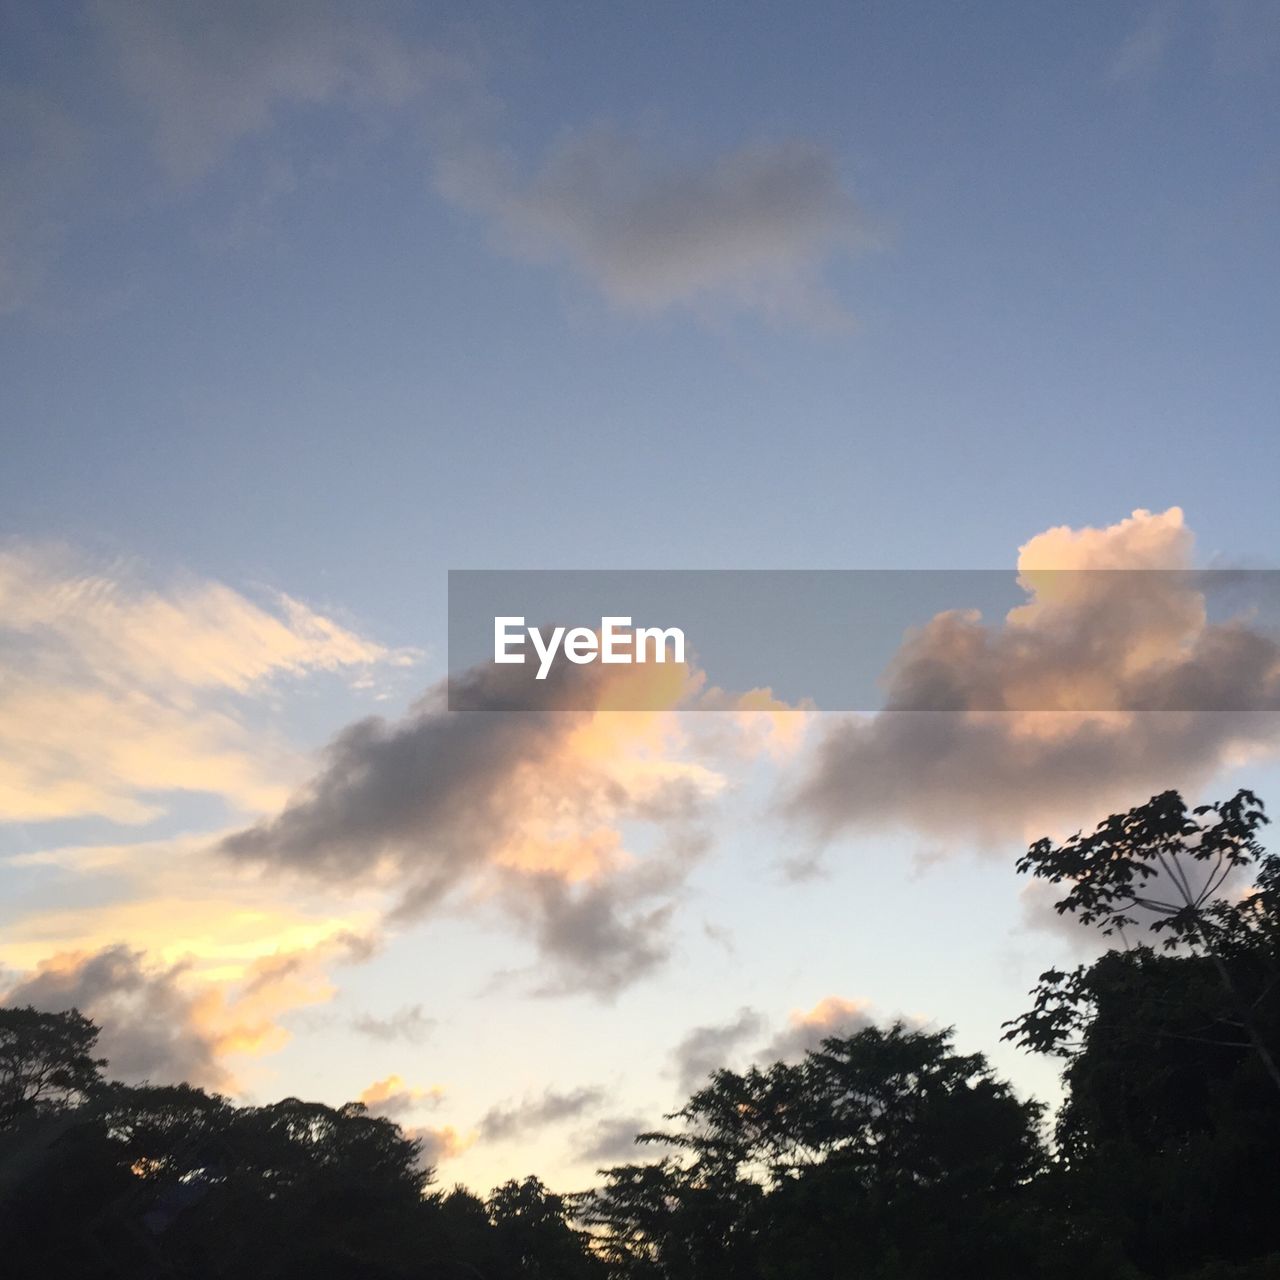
[2,0,1280,1193]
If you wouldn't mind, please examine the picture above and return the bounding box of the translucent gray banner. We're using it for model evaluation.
[446,569,1280,712]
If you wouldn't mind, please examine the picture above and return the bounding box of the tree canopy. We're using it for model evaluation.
[2,788,1279,1278]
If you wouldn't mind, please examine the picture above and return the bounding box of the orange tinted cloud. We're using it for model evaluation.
[787,508,1280,846]
[222,659,798,994]
[0,542,414,823]
[761,996,876,1062]
[1,930,376,1094]
[360,1075,446,1117]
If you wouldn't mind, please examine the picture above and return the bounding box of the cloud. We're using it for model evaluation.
[352,1003,436,1045]
[479,1086,607,1143]
[91,0,446,184]
[671,1006,765,1093]
[3,945,228,1089]
[8,6,871,332]
[785,508,1280,849]
[436,127,871,326]
[1,931,375,1093]
[0,2,460,314]
[1109,6,1177,82]
[1,830,382,989]
[759,996,877,1064]
[664,998,878,1093]
[359,1074,444,1120]
[408,1123,473,1167]
[1105,2,1280,83]
[0,543,409,824]
[220,661,734,995]
[575,1114,676,1166]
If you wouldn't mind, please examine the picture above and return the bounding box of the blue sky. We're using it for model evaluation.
[3,0,1280,1191]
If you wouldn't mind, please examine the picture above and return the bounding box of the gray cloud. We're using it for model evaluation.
[436,127,871,326]
[2,944,227,1090]
[92,0,445,183]
[352,1003,436,1045]
[671,1006,765,1094]
[575,1114,676,1166]
[220,662,715,995]
[664,998,878,1097]
[7,5,871,332]
[508,850,703,999]
[479,1086,607,1143]
[0,1,455,314]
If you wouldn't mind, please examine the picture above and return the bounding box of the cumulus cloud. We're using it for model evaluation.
[785,508,1280,848]
[220,661,738,995]
[352,1003,436,1045]
[436,127,871,326]
[759,996,877,1063]
[0,543,409,824]
[479,1086,607,1143]
[0,933,368,1092]
[671,1006,765,1093]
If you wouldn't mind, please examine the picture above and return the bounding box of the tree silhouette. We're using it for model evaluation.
[581,1024,1084,1279]
[3,791,1280,1277]
[0,1006,106,1129]
[1012,789,1280,1092]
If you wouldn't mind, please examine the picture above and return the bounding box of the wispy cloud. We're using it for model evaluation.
[91,0,446,184]
[479,1085,607,1143]
[0,543,411,824]
[437,127,872,327]
[352,1003,436,1045]
[1109,5,1178,82]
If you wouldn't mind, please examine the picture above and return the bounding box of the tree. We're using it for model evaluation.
[488,1176,605,1278]
[1012,789,1280,1092]
[1006,790,1280,1277]
[581,1024,1076,1280]
[0,1005,106,1130]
